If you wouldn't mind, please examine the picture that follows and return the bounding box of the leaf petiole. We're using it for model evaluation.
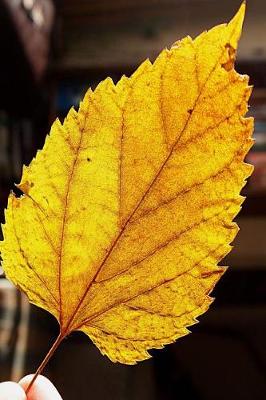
[25,333,64,395]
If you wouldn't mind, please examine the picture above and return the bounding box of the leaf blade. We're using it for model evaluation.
[1,3,253,364]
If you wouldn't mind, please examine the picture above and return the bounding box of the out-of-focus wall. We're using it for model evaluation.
[57,0,266,70]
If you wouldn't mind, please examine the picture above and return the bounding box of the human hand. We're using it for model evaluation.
[0,375,62,400]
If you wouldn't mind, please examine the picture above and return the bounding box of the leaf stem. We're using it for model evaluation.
[25,333,64,395]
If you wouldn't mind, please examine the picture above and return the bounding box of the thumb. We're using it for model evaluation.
[0,382,26,400]
[19,375,62,400]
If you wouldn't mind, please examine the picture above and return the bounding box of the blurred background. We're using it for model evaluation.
[0,0,265,399]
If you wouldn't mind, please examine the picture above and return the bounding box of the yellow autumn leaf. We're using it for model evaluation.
[1,3,253,366]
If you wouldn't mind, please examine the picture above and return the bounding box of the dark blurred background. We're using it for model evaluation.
[0,0,265,399]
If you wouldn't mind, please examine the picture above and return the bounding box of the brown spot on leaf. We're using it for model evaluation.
[221,43,236,71]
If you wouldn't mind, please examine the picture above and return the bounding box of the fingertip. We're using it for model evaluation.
[0,381,26,400]
[18,374,34,390]
[19,375,62,400]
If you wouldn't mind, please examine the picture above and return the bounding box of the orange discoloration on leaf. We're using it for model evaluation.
[1,3,253,364]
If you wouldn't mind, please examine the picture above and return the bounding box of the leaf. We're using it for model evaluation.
[1,3,253,365]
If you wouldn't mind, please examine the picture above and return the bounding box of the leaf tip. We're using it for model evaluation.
[228,1,246,46]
